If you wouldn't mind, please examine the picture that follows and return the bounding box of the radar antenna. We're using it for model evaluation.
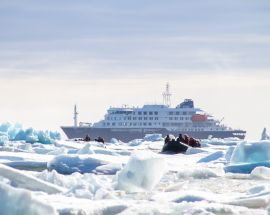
[74,104,78,127]
[162,83,172,107]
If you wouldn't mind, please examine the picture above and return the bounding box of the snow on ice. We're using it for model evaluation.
[0,123,270,214]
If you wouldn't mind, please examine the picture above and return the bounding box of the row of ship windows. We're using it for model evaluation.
[106,117,191,121]
[137,111,158,115]
[110,111,195,116]
[163,122,213,127]
[168,111,195,115]
[102,122,221,131]
[103,122,161,126]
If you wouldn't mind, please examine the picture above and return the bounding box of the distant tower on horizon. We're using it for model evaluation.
[163,82,172,107]
[74,105,78,127]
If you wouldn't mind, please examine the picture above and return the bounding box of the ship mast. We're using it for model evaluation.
[73,104,78,127]
[162,83,172,107]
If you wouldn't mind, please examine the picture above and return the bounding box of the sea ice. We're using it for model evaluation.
[94,163,123,175]
[110,138,120,144]
[177,166,224,179]
[48,155,109,174]
[0,122,60,144]
[224,146,236,162]
[76,143,95,154]
[250,166,270,179]
[224,162,270,174]
[0,182,57,215]
[0,163,65,194]
[201,138,241,146]
[116,150,167,192]
[261,128,270,140]
[225,141,270,173]
[1,130,270,213]
[197,151,225,163]
[227,184,270,208]
[128,139,143,146]
[230,141,270,164]
[143,133,163,142]
[0,134,9,145]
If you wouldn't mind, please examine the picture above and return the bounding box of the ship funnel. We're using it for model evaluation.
[73,105,79,127]
[162,82,172,107]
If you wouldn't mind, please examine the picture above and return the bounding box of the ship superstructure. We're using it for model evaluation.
[61,84,246,141]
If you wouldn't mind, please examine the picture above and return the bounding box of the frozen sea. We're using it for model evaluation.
[1,127,270,214]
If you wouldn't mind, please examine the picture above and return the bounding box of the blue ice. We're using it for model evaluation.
[225,141,270,174]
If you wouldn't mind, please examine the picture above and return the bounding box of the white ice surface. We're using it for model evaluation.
[0,137,269,214]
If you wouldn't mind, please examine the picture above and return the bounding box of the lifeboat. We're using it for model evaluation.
[192,114,207,122]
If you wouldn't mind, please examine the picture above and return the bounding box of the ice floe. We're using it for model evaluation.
[0,132,270,214]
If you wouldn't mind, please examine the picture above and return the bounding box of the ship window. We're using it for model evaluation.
[128,117,131,120]
[185,117,189,120]
[183,112,187,115]
[138,112,142,115]
[149,123,152,126]
[149,117,153,120]
[133,117,137,120]
[144,117,147,120]
[149,112,153,115]
[124,117,126,120]
[118,122,122,126]
[169,117,173,120]
[107,123,110,126]
[143,112,147,115]
[155,117,158,120]
[169,112,173,115]
[176,111,180,115]
[138,117,142,120]
[133,123,137,126]
[143,122,147,126]
[174,117,178,120]
[112,122,115,126]
[154,111,158,115]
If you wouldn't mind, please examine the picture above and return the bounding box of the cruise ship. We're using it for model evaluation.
[61,84,246,142]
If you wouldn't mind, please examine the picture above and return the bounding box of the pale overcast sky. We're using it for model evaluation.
[0,0,269,139]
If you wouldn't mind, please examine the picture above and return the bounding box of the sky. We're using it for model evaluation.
[0,0,269,139]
